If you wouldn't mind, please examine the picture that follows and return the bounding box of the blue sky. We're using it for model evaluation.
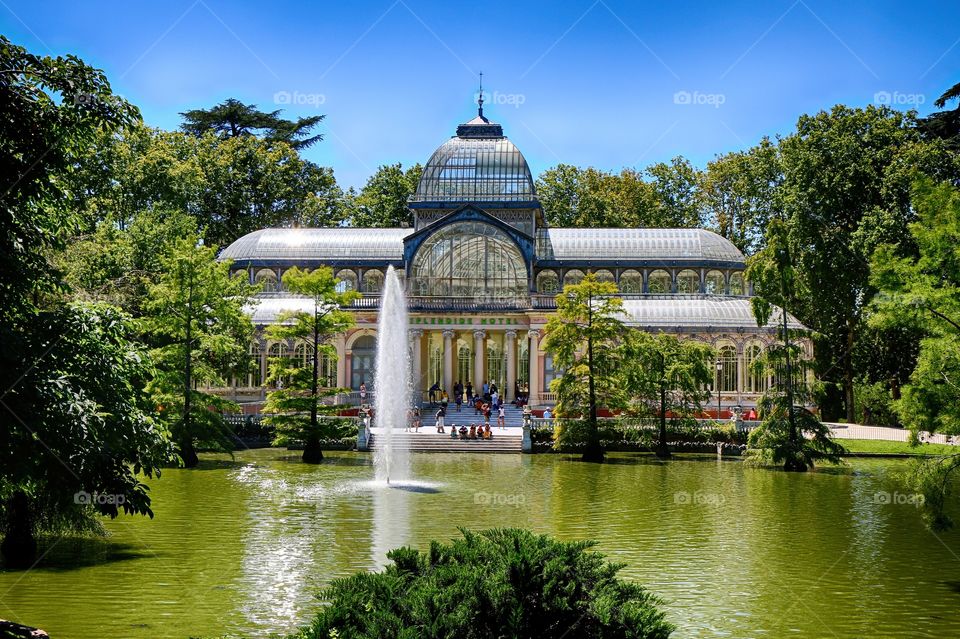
[3,0,958,189]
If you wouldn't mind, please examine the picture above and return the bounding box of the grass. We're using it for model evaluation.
[839,438,959,456]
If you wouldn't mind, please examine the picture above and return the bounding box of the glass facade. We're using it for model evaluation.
[410,221,527,299]
[412,138,536,203]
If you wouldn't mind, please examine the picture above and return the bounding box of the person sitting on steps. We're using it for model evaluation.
[459,424,468,439]
[469,424,477,439]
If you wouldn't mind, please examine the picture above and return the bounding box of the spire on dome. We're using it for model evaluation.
[478,71,484,118]
[456,72,503,138]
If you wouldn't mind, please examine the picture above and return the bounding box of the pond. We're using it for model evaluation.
[1,449,959,638]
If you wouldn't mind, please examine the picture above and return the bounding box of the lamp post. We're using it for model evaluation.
[715,360,723,420]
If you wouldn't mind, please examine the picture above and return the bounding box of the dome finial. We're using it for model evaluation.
[477,71,484,118]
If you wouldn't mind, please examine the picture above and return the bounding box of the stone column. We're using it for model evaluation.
[410,329,423,403]
[473,330,486,391]
[345,350,353,391]
[443,330,455,398]
[505,330,517,403]
[527,330,541,407]
[334,335,347,389]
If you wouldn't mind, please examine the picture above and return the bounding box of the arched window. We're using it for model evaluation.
[717,345,738,393]
[248,342,262,387]
[647,269,671,294]
[255,268,279,293]
[362,269,384,293]
[592,269,615,284]
[409,221,527,299]
[335,269,358,293]
[619,270,643,294]
[677,269,700,294]
[536,270,560,294]
[563,269,585,287]
[705,270,725,295]
[294,341,313,369]
[457,342,472,387]
[729,272,745,296]
[351,335,375,390]
[745,343,766,393]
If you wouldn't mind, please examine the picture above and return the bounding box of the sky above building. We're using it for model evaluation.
[3,0,958,189]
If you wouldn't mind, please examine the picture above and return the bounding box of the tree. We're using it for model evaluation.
[349,163,422,227]
[701,138,780,255]
[645,156,704,228]
[870,179,960,528]
[0,304,173,567]
[621,332,714,458]
[747,218,845,471]
[262,267,358,463]
[294,528,674,639]
[544,274,625,462]
[918,81,960,150]
[756,105,926,422]
[141,235,255,467]
[180,97,324,149]
[0,35,138,322]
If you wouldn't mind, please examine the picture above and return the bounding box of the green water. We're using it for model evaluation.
[1,449,959,638]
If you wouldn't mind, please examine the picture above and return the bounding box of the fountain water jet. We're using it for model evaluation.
[372,266,411,485]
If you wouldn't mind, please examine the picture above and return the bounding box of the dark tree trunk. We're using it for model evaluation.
[180,438,199,468]
[656,372,671,459]
[1,491,37,568]
[581,297,604,463]
[844,322,856,423]
[302,438,324,464]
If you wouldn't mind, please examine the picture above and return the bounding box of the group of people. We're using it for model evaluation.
[450,423,494,440]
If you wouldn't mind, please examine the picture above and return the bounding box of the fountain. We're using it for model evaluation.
[372,265,411,484]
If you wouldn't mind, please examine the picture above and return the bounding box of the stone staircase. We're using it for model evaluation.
[367,403,525,453]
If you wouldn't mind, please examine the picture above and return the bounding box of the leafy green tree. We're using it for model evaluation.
[701,138,780,255]
[141,235,255,467]
[747,217,845,471]
[870,179,960,527]
[918,81,960,150]
[292,528,674,639]
[0,35,138,321]
[262,267,358,463]
[544,274,625,462]
[349,163,422,227]
[621,332,714,458]
[0,304,174,567]
[180,97,324,149]
[645,156,704,228]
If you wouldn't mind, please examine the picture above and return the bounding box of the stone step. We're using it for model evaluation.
[368,432,523,453]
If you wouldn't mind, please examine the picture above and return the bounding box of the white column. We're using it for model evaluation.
[505,330,517,403]
[443,330,455,399]
[527,330,541,407]
[410,329,423,403]
[473,330,486,392]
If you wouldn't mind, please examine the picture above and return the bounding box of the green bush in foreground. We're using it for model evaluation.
[292,528,674,639]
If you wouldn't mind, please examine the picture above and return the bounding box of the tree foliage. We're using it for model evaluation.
[620,332,714,457]
[263,267,358,462]
[544,274,626,461]
[292,528,674,639]
[349,163,422,227]
[141,235,255,467]
[180,97,324,149]
[0,304,173,566]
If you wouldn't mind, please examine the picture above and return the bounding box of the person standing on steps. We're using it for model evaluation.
[435,405,445,433]
[497,404,505,429]
[466,380,473,403]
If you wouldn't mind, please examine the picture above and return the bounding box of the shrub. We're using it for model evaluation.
[292,528,674,639]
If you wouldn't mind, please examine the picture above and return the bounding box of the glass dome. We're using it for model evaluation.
[411,135,536,203]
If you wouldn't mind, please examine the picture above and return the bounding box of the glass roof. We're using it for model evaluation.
[537,228,745,262]
[411,136,536,203]
[220,228,412,261]
[619,298,802,329]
